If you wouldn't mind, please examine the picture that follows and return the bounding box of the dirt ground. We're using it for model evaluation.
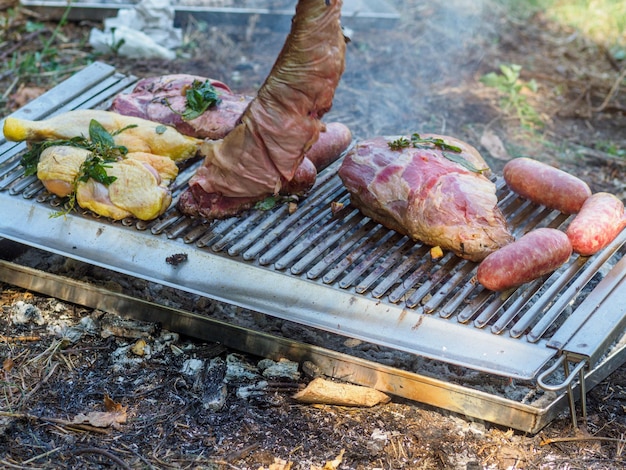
[1,0,626,468]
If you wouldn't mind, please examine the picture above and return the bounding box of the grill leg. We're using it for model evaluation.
[538,356,589,429]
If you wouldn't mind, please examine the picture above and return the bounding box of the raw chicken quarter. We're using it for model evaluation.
[36,145,178,221]
[338,135,514,261]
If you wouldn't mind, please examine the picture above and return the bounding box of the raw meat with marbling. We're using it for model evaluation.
[338,135,513,262]
[110,74,251,140]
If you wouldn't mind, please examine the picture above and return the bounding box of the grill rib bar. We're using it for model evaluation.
[262,199,349,267]
[440,280,479,321]
[337,230,402,288]
[290,210,363,275]
[306,218,379,279]
[406,254,461,309]
[274,210,351,270]
[422,261,477,316]
[487,287,538,333]
[355,236,412,294]
[509,260,587,339]
[323,224,390,284]
[228,207,291,256]
[371,244,430,299]
[195,218,239,247]
[256,188,346,266]
[388,254,434,304]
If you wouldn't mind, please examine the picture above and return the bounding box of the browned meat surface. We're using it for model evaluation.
[178,0,347,220]
[338,135,514,262]
[110,74,251,140]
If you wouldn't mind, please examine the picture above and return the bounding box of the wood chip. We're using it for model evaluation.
[292,378,390,407]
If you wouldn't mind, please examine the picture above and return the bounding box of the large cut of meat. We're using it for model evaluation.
[110,75,252,140]
[178,0,347,220]
[338,135,514,262]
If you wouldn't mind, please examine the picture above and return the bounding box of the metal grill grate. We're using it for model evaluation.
[1,63,625,384]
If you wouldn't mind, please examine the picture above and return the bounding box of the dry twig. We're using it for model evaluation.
[0,411,110,435]
[0,335,41,342]
[74,447,131,470]
[593,66,626,113]
[541,435,626,446]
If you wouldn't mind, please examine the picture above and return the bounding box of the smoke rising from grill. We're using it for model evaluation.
[328,0,491,140]
[204,0,491,142]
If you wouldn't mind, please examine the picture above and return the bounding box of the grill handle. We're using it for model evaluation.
[537,355,588,428]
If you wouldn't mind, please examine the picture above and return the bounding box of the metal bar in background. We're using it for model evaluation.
[19,0,401,30]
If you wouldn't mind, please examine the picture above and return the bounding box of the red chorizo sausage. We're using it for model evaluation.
[566,192,626,256]
[476,228,572,291]
[281,122,352,195]
[503,157,591,214]
[305,122,353,172]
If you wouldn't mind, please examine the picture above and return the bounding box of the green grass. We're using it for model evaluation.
[498,0,626,52]
[545,0,626,50]
[479,64,544,130]
[0,4,99,115]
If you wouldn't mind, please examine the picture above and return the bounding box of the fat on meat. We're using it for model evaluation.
[177,0,347,220]
[338,135,514,262]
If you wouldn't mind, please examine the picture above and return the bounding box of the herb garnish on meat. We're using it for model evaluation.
[20,119,136,217]
[21,119,133,177]
[387,133,486,173]
[183,80,222,120]
[388,133,462,153]
[161,80,222,121]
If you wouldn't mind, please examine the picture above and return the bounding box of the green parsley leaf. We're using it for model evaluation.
[442,152,488,174]
[78,155,117,185]
[182,80,222,121]
[254,195,280,211]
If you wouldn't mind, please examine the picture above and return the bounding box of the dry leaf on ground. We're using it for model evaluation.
[71,395,127,429]
[9,86,46,111]
[258,457,293,470]
[311,449,345,470]
[480,128,511,161]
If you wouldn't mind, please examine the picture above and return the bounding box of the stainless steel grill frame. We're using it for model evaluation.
[1,62,625,432]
